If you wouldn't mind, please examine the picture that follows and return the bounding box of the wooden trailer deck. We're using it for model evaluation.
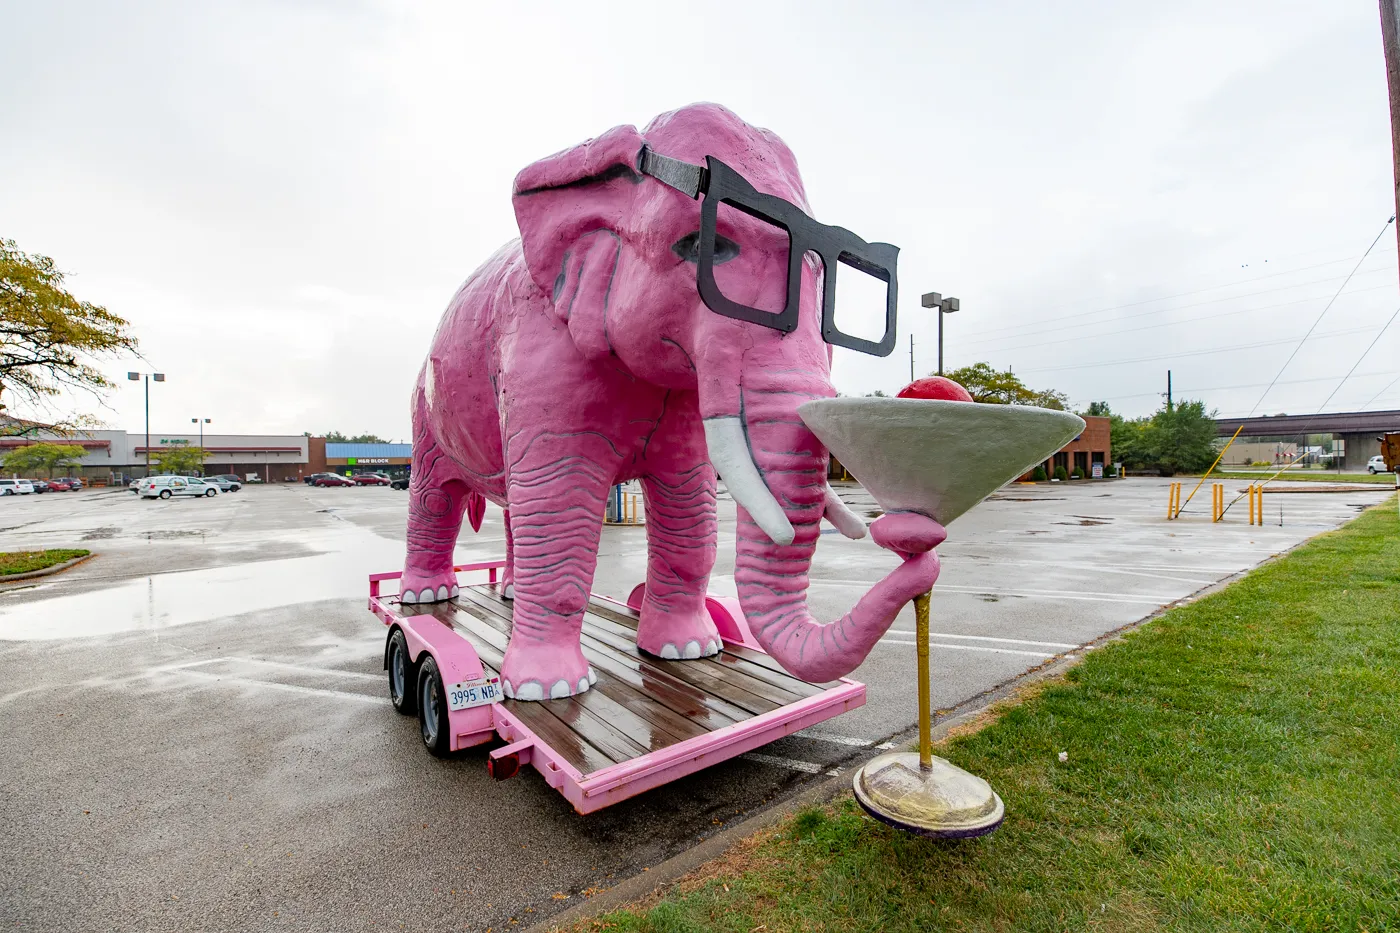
[392,582,850,779]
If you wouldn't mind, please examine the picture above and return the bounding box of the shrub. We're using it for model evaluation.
[1030,466,1048,481]
[1054,466,1069,482]
[1070,467,1083,479]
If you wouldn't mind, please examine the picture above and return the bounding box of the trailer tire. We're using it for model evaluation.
[417,656,451,758]
[387,629,417,716]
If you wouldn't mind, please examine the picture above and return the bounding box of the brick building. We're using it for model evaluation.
[1024,414,1111,479]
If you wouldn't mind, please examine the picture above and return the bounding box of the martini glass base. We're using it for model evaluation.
[852,751,1005,839]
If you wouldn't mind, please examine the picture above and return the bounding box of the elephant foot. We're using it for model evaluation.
[636,608,722,661]
[500,639,595,702]
[399,571,460,604]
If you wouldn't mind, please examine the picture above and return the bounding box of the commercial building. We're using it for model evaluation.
[0,429,324,483]
[1023,414,1112,479]
[324,443,412,479]
[1214,409,1400,470]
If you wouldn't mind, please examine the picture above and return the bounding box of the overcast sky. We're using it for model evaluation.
[4,0,1397,439]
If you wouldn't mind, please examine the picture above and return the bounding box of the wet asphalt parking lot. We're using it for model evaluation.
[0,478,1385,931]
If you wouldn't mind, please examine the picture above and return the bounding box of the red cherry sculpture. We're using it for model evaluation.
[897,376,974,402]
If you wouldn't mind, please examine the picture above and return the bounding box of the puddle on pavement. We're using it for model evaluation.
[0,528,497,641]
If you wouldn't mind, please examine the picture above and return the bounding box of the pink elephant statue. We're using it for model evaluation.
[401,103,940,701]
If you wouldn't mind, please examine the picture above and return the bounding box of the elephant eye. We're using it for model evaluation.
[671,231,740,265]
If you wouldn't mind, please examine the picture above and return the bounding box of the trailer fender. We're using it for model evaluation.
[396,614,497,750]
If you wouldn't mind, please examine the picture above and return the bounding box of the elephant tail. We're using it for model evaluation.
[466,490,486,533]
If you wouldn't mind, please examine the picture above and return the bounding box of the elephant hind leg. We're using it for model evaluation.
[401,423,479,604]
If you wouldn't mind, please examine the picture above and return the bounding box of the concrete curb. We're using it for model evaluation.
[529,542,1306,933]
[0,552,95,583]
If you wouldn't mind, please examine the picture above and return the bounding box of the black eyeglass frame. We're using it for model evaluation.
[638,147,900,358]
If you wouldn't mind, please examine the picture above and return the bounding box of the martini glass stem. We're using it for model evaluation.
[915,590,933,772]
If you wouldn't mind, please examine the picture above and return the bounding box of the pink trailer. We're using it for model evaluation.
[368,561,866,813]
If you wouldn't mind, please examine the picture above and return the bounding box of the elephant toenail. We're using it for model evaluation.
[587,668,597,685]
[683,640,702,659]
[577,677,589,694]
[549,680,571,699]
[515,681,544,701]
[436,585,450,601]
[450,585,460,597]
[503,584,515,600]
[401,589,417,603]
[660,643,680,660]
[502,679,515,699]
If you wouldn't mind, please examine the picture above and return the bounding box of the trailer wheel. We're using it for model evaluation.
[417,656,451,758]
[387,629,417,716]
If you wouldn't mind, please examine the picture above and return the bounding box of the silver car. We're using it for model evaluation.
[138,476,219,499]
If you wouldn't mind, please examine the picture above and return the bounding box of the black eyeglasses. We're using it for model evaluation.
[638,147,899,358]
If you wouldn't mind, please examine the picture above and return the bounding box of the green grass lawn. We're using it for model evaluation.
[1207,470,1397,485]
[0,548,89,576]
[573,499,1400,933]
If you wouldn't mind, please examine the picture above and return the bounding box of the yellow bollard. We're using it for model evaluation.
[1212,483,1223,522]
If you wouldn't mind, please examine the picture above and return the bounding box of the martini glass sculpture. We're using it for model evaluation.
[799,397,1085,837]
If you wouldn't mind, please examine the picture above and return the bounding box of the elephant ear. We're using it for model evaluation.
[512,124,646,355]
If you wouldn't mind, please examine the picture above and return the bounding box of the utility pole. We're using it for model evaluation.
[1166,370,1173,411]
[1381,0,1400,283]
[909,334,915,382]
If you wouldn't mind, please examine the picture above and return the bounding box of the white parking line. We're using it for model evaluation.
[164,657,381,680]
[798,731,873,748]
[878,639,1051,658]
[741,752,825,774]
[172,670,383,704]
[882,630,1079,650]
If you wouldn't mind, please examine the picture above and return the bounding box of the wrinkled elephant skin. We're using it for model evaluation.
[402,103,926,700]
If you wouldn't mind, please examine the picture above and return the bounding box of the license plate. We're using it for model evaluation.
[445,677,503,711]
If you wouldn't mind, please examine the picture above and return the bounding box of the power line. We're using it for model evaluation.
[964,247,1398,342]
[1247,216,1395,416]
[1359,373,1400,409]
[1017,323,1383,375]
[1090,370,1400,406]
[970,282,1393,356]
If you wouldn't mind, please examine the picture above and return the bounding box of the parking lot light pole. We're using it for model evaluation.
[128,372,165,476]
[921,293,961,376]
[191,418,210,474]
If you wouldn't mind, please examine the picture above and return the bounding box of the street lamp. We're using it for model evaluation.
[921,292,960,376]
[191,417,210,475]
[127,372,165,476]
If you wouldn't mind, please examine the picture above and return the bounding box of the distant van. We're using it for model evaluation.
[138,475,217,499]
[0,479,35,496]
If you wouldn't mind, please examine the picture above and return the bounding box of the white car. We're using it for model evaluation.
[1368,455,1393,474]
[0,479,35,496]
[138,475,219,499]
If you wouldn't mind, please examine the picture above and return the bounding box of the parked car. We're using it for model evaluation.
[46,479,73,492]
[0,479,34,496]
[352,473,390,486]
[1367,455,1393,474]
[206,474,242,487]
[313,474,355,487]
[390,476,409,490]
[138,475,219,499]
[304,472,334,485]
[27,480,50,493]
[204,476,242,493]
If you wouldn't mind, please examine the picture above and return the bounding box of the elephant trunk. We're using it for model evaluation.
[704,374,940,683]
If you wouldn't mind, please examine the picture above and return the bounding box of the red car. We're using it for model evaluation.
[313,474,355,487]
[47,479,74,492]
[352,473,391,486]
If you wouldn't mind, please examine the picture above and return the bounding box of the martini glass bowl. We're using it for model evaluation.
[799,397,1085,837]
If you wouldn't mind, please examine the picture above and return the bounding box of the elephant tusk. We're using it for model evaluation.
[823,485,868,539]
[703,416,795,547]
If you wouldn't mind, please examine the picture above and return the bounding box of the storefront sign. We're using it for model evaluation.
[1092,463,1103,478]
[347,457,390,465]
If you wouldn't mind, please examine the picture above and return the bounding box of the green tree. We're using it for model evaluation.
[943,362,1067,409]
[1141,400,1218,476]
[151,445,208,475]
[1084,401,1113,417]
[0,238,139,424]
[323,431,389,443]
[1,441,85,478]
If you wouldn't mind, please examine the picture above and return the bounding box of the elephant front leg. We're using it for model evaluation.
[402,478,470,603]
[498,454,613,701]
[636,466,721,659]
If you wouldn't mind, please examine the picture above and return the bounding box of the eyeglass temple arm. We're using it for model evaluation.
[637,147,709,199]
